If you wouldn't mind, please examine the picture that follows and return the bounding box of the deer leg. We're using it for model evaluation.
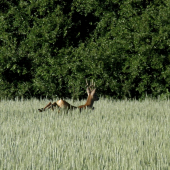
[51,102,61,113]
[51,102,58,110]
[38,102,52,112]
[44,102,52,109]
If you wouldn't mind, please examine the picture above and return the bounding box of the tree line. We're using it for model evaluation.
[0,0,170,100]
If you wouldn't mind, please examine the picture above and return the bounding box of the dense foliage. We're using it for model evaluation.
[1,0,170,99]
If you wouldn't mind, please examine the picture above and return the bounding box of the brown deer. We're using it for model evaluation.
[38,79,99,112]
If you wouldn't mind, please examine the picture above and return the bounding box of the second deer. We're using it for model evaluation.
[38,80,99,112]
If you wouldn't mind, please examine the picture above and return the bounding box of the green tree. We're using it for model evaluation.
[1,0,170,100]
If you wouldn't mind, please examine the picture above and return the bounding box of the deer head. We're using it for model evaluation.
[84,79,99,107]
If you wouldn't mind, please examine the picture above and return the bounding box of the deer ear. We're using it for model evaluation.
[86,87,90,95]
[91,88,96,96]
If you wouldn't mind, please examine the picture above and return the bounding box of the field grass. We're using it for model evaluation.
[0,97,170,170]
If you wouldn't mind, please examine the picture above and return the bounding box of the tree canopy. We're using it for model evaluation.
[0,0,170,99]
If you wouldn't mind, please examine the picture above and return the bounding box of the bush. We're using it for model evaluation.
[0,0,170,99]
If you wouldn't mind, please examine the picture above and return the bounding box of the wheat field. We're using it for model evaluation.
[0,97,170,170]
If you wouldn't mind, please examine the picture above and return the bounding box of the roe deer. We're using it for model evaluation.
[38,79,99,112]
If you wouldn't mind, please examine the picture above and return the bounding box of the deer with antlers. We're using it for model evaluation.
[38,80,99,112]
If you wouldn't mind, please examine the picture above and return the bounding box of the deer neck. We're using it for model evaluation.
[85,95,94,108]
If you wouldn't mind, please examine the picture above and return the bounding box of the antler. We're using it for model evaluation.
[90,79,96,91]
[86,79,89,88]
[86,79,95,92]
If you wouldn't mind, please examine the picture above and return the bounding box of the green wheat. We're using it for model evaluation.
[0,98,170,170]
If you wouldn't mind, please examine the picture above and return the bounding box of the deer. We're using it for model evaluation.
[38,79,99,112]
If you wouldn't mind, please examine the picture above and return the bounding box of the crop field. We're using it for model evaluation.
[0,98,170,170]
